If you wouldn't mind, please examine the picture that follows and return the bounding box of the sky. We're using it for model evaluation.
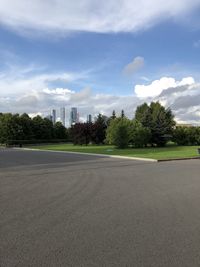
[0,0,200,125]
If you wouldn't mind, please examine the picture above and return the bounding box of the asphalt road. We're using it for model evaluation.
[1,148,200,267]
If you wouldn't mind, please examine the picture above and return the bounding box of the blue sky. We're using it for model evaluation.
[0,0,200,124]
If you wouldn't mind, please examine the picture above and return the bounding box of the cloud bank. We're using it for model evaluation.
[0,0,199,35]
[0,66,200,125]
[0,65,89,97]
[135,77,195,97]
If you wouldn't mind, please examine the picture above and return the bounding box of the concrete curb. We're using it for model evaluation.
[157,156,200,162]
[15,147,158,162]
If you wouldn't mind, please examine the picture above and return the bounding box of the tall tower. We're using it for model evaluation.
[60,107,65,127]
[87,114,92,123]
[51,109,56,125]
[70,107,78,126]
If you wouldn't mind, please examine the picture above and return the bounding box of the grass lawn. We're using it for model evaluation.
[28,144,200,160]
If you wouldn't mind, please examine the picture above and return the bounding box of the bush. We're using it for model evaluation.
[173,126,200,145]
[130,120,151,147]
[106,117,131,148]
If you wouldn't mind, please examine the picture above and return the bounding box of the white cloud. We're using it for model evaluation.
[133,77,200,124]
[28,112,42,118]
[0,65,89,97]
[134,76,195,97]
[2,79,200,126]
[123,57,144,75]
[0,65,200,125]
[43,88,75,95]
[0,0,199,35]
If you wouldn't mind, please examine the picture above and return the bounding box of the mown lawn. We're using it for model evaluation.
[28,144,200,160]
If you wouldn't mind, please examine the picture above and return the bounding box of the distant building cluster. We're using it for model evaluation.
[46,107,92,127]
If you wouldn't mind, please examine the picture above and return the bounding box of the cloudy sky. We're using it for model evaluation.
[0,0,200,125]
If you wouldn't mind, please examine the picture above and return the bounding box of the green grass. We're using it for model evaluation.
[28,143,200,160]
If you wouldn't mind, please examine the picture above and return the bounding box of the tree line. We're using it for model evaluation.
[106,102,175,148]
[70,102,200,148]
[173,126,200,146]
[0,113,68,145]
[0,102,200,148]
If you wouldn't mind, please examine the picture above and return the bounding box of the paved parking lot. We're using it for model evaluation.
[0,148,200,266]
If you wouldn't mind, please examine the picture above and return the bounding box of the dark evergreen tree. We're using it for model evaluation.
[121,110,125,118]
[135,102,175,146]
[92,114,107,144]
[112,110,116,119]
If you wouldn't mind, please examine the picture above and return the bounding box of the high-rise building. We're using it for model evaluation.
[51,109,56,125]
[60,107,66,127]
[87,114,92,123]
[70,107,78,125]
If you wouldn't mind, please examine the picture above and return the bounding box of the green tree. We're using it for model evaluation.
[0,113,23,144]
[135,102,175,146]
[71,123,92,145]
[121,109,125,118]
[19,113,34,140]
[173,126,200,146]
[111,110,116,120]
[106,117,131,148]
[107,110,116,126]
[54,122,68,139]
[135,103,151,128]
[92,114,107,144]
[150,102,175,146]
[32,116,54,140]
[172,126,188,145]
[129,120,151,147]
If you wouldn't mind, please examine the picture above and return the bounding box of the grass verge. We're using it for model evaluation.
[27,144,200,160]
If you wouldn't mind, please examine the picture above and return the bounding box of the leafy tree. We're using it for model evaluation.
[0,113,69,145]
[189,127,200,145]
[0,113,23,144]
[106,117,131,148]
[135,103,151,128]
[173,126,200,145]
[71,123,92,145]
[54,122,68,139]
[194,127,200,145]
[32,116,54,140]
[172,126,188,145]
[19,113,34,140]
[115,123,129,148]
[135,102,175,146]
[129,120,151,147]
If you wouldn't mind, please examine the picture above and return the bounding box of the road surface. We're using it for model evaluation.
[0,148,200,266]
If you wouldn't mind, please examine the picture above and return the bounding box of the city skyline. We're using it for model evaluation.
[46,106,93,127]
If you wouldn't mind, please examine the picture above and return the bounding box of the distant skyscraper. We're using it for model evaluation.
[70,107,78,125]
[60,107,65,126]
[87,114,92,123]
[51,109,56,125]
